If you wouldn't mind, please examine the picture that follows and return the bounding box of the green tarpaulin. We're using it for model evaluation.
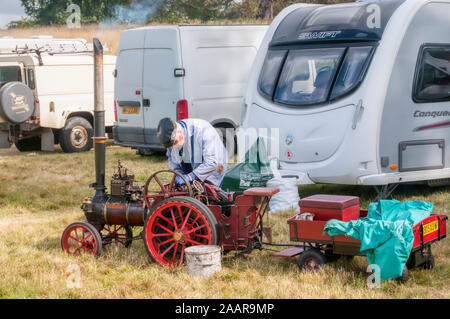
[323,200,433,281]
[221,137,274,191]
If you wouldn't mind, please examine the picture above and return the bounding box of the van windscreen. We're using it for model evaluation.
[258,46,373,106]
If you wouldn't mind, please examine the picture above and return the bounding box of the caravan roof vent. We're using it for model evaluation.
[270,0,406,46]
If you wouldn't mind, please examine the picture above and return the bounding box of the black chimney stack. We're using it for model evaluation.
[92,38,106,198]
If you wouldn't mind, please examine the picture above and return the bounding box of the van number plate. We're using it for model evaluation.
[423,220,438,236]
[122,106,140,114]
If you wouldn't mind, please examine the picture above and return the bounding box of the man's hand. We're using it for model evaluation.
[175,173,195,186]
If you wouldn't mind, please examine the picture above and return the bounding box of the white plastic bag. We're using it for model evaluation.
[266,177,300,213]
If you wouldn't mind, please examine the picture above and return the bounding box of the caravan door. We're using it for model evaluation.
[142,28,183,148]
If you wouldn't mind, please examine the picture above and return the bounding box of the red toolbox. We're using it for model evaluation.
[299,195,360,222]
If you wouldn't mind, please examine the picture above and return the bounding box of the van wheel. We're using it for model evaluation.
[60,117,93,153]
[137,147,154,156]
[15,136,41,152]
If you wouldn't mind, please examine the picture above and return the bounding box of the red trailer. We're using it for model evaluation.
[274,195,447,282]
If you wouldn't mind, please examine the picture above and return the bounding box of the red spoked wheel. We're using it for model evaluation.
[143,196,218,267]
[101,224,133,248]
[61,221,102,257]
[144,170,194,208]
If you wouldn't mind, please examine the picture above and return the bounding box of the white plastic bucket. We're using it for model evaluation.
[185,245,222,278]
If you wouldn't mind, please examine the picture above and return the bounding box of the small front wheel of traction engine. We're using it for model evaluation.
[101,224,133,248]
[61,221,102,257]
[143,196,219,267]
[298,249,327,271]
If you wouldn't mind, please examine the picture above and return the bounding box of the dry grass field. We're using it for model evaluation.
[0,145,448,299]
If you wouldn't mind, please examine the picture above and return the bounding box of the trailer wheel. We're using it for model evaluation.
[396,266,409,283]
[101,224,133,248]
[61,221,102,257]
[298,249,327,271]
[59,117,93,153]
[143,196,219,267]
[15,136,41,152]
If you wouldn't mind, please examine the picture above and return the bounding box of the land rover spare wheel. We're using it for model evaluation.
[0,81,35,124]
[59,117,93,153]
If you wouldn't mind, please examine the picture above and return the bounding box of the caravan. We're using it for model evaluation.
[241,0,450,195]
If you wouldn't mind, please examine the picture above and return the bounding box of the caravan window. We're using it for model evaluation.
[414,45,450,103]
[258,45,374,106]
[258,50,287,98]
[330,47,373,100]
[274,48,344,105]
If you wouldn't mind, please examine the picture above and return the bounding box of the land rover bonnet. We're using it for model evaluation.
[258,0,406,106]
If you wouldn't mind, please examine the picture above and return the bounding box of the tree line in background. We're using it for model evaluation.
[9,0,350,28]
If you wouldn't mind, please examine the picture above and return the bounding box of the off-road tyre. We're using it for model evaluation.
[59,117,93,153]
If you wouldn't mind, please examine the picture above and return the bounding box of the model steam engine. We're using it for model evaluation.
[60,38,279,266]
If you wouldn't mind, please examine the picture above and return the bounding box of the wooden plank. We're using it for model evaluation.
[273,247,304,258]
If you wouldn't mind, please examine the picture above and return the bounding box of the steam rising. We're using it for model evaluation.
[101,0,163,26]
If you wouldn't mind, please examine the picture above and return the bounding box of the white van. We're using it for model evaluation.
[113,25,268,154]
[0,37,116,153]
[242,0,450,197]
